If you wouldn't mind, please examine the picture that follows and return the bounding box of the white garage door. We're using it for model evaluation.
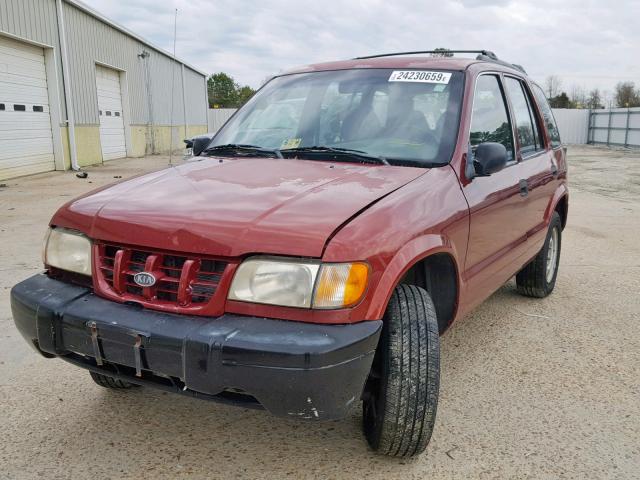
[96,65,126,160]
[0,36,55,180]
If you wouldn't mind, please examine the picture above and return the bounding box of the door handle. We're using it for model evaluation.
[550,163,559,178]
[519,179,529,197]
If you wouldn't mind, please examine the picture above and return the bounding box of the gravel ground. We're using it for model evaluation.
[0,146,638,479]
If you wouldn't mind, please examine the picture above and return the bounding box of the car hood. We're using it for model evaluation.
[53,157,426,258]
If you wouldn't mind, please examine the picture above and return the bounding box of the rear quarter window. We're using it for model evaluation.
[532,84,562,148]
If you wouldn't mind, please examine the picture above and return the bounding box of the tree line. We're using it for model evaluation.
[207,72,256,108]
[544,75,640,109]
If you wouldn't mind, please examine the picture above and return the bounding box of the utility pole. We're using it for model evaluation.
[169,8,178,165]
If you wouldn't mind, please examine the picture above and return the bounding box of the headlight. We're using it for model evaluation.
[228,257,368,309]
[43,227,92,276]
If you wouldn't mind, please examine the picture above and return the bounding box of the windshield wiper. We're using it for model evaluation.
[282,146,389,165]
[203,144,283,158]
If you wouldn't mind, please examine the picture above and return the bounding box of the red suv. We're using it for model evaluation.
[12,50,567,457]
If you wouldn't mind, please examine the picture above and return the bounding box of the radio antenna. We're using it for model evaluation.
[169,8,178,166]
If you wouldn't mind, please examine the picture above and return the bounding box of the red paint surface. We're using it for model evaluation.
[50,57,568,326]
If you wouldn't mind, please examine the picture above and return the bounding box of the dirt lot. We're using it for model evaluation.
[0,146,638,479]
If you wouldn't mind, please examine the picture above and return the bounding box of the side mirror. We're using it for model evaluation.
[188,134,214,157]
[473,142,508,176]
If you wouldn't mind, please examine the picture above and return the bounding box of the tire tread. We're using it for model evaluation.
[516,212,562,298]
[371,284,440,457]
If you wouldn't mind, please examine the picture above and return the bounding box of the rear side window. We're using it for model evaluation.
[469,75,514,161]
[504,77,544,156]
[532,84,562,148]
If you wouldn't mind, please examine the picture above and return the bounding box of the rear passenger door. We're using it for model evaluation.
[503,76,557,243]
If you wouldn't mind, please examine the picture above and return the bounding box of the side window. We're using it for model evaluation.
[532,84,562,148]
[504,77,544,156]
[469,75,514,161]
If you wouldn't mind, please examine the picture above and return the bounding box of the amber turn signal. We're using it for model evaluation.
[313,262,369,309]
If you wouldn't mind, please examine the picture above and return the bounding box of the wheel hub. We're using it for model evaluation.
[546,227,559,283]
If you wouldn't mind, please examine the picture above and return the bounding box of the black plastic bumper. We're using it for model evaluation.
[11,274,381,420]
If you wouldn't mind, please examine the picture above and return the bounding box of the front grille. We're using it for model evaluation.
[97,244,227,308]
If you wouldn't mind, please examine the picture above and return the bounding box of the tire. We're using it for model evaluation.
[516,211,562,298]
[89,371,138,389]
[362,284,440,457]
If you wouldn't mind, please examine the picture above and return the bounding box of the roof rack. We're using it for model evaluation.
[354,50,527,74]
[354,49,496,60]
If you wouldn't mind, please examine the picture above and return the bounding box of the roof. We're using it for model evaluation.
[64,0,207,77]
[282,55,524,77]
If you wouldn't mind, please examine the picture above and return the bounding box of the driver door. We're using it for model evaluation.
[461,73,530,306]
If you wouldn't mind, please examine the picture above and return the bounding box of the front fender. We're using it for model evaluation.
[322,166,470,324]
[364,233,461,321]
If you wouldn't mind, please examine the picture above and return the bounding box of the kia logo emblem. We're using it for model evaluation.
[133,272,156,287]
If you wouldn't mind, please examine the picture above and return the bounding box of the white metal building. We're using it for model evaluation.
[0,0,209,180]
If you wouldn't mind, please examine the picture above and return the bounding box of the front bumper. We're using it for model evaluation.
[11,274,381,420]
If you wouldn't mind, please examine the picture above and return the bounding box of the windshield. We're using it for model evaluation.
[210,69,464,167]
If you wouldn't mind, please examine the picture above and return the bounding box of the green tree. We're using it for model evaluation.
[614,81,640,107]
[207,72,257,108]
[237,85,256,106]
[549,92,571,109]
[207,72,238,108]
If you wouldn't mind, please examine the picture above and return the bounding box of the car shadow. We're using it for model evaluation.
[47,374,430,478]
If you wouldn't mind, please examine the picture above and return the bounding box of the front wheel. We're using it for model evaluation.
[516,211,562,298]
[362,284,440,457]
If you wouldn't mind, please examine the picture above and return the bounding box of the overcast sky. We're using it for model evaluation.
[84,0,639,101]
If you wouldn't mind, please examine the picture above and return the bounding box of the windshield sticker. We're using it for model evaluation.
[388,71,451,84]
[280,138,302,149]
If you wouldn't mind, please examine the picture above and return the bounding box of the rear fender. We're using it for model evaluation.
[545,183,569,228]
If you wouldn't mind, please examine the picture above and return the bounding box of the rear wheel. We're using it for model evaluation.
[516,211,562,298]
[362,284,440,457]
[89,371,138,389]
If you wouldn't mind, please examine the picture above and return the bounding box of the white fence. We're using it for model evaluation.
[551,109,590,144]
[588,107,640,147]
[207,108,237,133]
[551,107,640,147]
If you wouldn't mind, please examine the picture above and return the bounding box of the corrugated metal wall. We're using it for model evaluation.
[0,0,207,127]
[185,69,208,126]
[551,109,590,144]
[62,1,205,126]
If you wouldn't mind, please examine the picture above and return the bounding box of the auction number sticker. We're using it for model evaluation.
[388,70,451,84]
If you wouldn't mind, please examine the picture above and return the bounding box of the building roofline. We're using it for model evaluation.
[64,0,208,77]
